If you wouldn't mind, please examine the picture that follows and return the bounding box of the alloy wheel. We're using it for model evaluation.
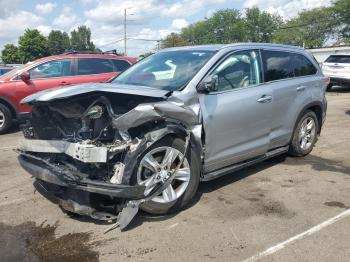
[299,117,316,150]
[0,110,5,128]
[137,146,190,203]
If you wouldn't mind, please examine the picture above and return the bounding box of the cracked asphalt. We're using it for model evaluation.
[0,87,349,262]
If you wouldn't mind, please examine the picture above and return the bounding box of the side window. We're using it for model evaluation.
[212,50,262,91]
[77,58,114,75]
[110,59,131,72]
[262,50,294,82]
[29,59,72,79]
[292,53,317,76]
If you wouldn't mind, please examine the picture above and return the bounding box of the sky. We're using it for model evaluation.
[0,0,332,57]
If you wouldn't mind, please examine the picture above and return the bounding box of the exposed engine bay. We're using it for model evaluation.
[17,85,202,230]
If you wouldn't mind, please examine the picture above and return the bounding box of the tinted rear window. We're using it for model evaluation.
[293,53,317,77]
[325,55,350,63]
[262,50,317,82]
[77,58,114,75]
[262,50,294,82]
[111,59,131,72]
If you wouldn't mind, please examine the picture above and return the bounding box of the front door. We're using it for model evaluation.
[15,58,73,112]
[199,49,273,173]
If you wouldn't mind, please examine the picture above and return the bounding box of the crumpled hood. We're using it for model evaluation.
[21,83,171,104]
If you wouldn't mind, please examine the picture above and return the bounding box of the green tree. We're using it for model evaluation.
[1,44,21,64]
[18,29,49,63]
[181,9,246,45]
[161,33,187,48]
[273,7,337,48]
[333,0,350,43]
[244,7,283,42]
[161,8,281,47]
[48,30,70,55]
[70,25,96,51]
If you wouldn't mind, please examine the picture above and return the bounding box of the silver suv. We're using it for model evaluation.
[18,44,327,229]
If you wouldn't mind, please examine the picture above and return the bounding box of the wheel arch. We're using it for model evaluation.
[307,104,323,134]
[121,122,202,185]
[293,101,324,137]
[0,96,17,119]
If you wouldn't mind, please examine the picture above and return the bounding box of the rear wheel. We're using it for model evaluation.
[133,136,200,215]
[0,104,13,134]
[289,110,318,156]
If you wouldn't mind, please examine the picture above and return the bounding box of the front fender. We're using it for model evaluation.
[121,123,202,184]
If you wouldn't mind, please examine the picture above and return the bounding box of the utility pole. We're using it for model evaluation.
[124,8,127,56]
[123,8,134,56]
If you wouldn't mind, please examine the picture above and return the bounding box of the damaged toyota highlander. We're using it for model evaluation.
[17,44,327,230]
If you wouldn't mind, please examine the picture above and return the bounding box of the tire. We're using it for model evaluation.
[326,83,333,92]
[289,110,319,157]
[0,103,13,134]
[132,136,200,215]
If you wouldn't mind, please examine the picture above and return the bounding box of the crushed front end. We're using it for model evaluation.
[17,86,199,229]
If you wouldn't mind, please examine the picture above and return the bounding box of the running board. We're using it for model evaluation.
[201,145,289,182]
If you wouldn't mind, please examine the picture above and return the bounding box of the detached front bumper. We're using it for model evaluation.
[18,154,145,199]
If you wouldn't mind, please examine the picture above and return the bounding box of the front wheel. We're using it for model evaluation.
[289,110,319,156]
[133,136,200,215]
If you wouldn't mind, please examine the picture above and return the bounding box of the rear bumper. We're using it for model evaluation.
[329,77,350,84]
[18,154,145,199]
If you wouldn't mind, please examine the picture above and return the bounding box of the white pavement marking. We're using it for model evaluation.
[0,198,26,208]
[242,209,350,262]
[0,145,17,151]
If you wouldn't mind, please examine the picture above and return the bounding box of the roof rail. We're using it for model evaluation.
[62,49,123,56]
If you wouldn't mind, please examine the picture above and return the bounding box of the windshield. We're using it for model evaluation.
[112,50,215,91]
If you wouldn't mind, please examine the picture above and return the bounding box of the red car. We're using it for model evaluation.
[0,53,136,134]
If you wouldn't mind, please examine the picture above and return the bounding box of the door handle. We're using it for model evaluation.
[296,86,306,92]
[59,81,71,86]
[257,95,272,103]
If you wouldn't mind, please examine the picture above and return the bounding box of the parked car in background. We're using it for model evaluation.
[17,44,328,229]
[0,65,15,76]
[322,54,350,91]
[0,52,136,133]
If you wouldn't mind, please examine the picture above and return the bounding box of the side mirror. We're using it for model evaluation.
[197,75,218,93]
[19,71,30,82]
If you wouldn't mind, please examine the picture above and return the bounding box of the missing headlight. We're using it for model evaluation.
[86,105,103,119]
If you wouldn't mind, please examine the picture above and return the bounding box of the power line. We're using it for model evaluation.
[98,38,161,52]
[129,38,161,42]
[98,38,124,48]
[278,18,338,30]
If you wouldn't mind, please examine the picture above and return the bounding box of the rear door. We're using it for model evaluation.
[69,58,118,85]
[261,50,319,149]
[200,49,273,173]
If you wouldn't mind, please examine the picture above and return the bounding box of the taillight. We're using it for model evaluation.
[323,77,330,86]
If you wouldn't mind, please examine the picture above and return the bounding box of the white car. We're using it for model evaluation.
[322,54,350,91]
